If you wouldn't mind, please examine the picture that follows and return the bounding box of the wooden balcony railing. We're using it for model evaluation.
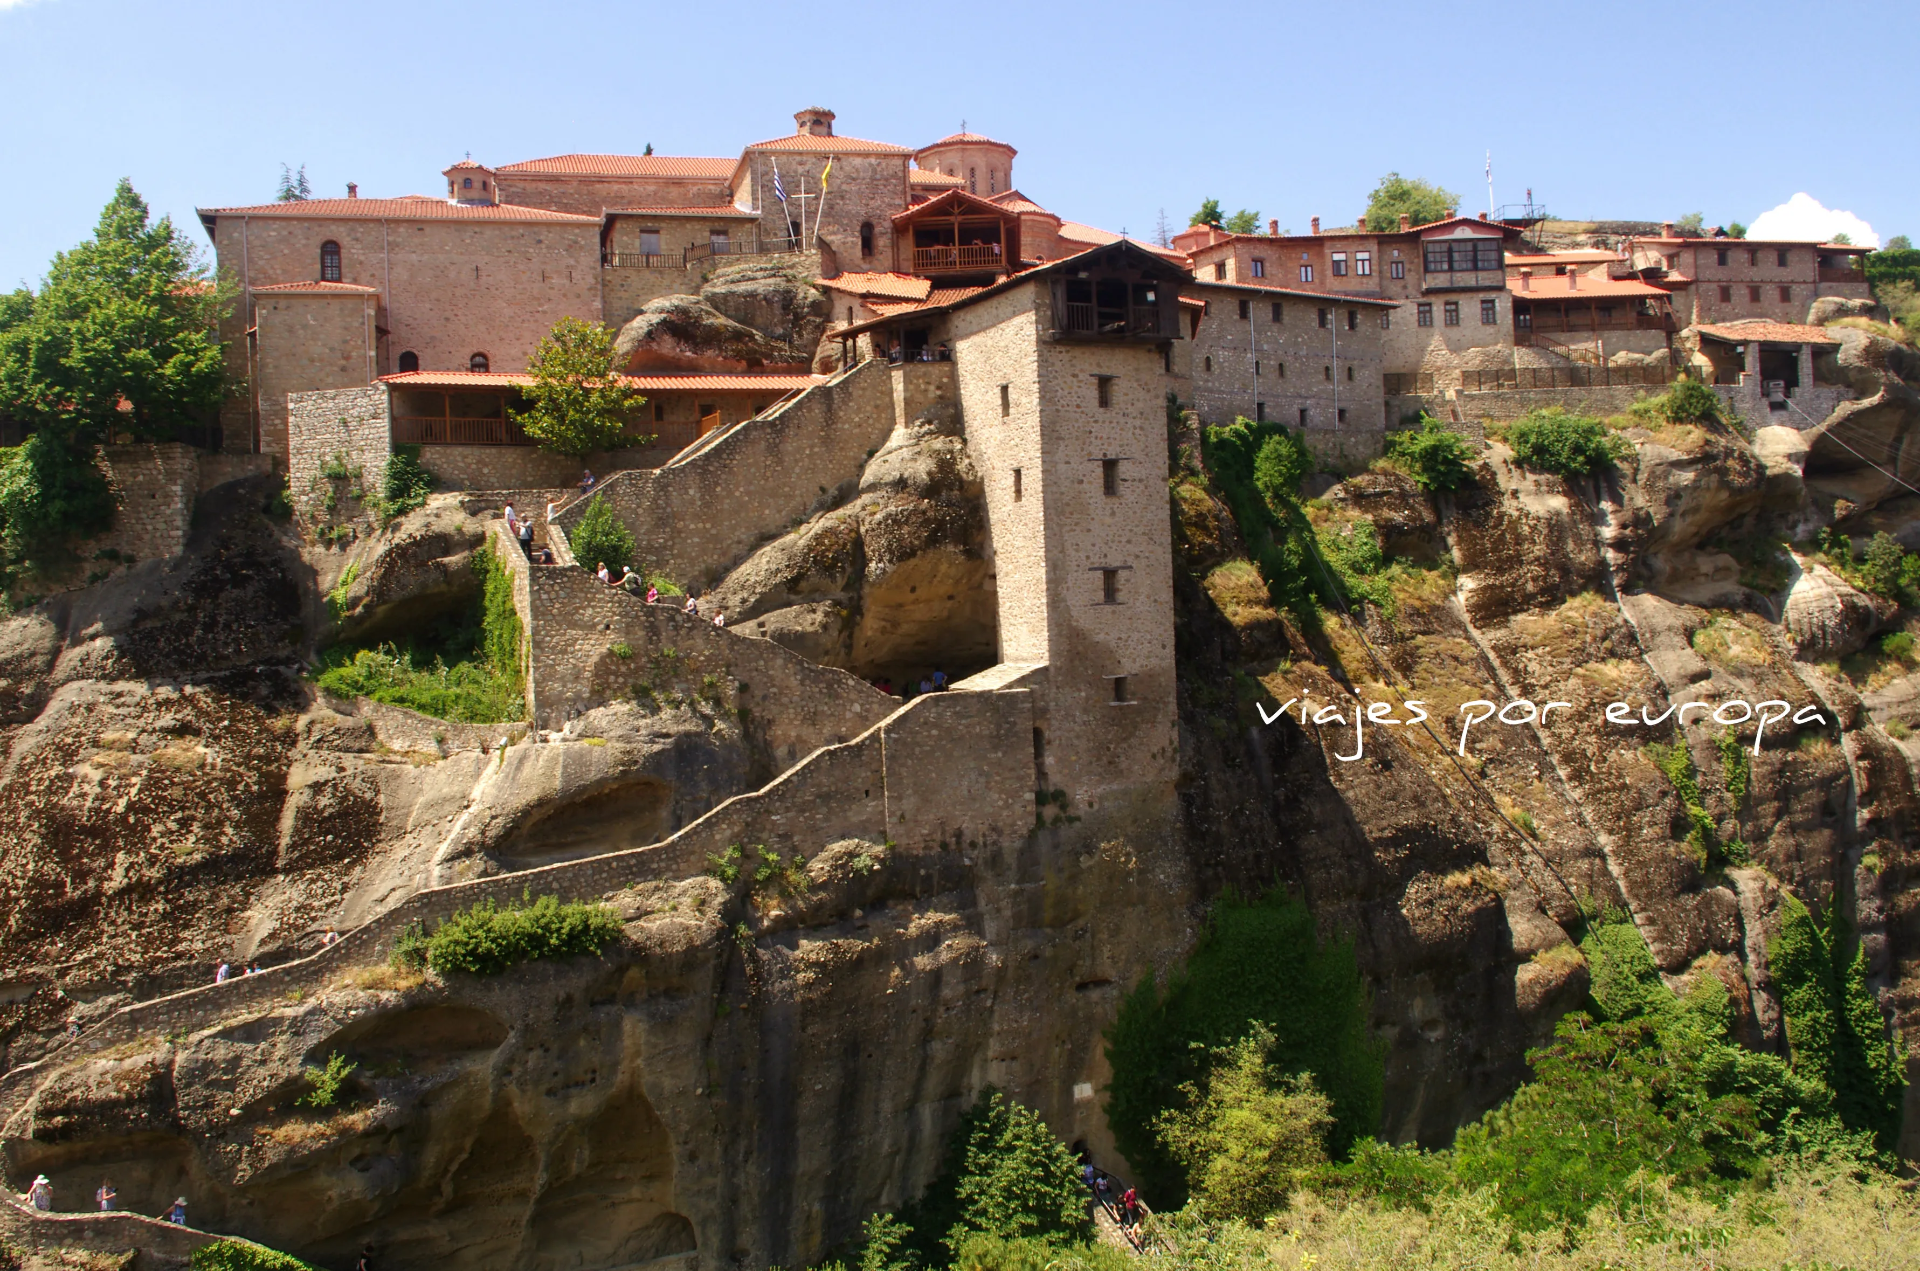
[603,252,667,268]
[392,416,532,446]
[1819,265,1865,285]
[1061,302,1164,338]
[913,244,1006,272]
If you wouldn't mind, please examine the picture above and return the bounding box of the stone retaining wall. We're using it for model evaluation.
[1388,383,1660,425]
[0,1200,218,1268]
[552,358,896,587]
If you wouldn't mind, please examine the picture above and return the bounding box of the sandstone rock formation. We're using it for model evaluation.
[613,263,829,373]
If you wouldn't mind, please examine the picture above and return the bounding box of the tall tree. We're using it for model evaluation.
[511,317,649,457]
[1363,173,1459,232]
[1189,198,1224,229]
[276,163,311,202]
[1223,208,1262,234]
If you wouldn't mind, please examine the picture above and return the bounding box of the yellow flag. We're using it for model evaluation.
[819,158,833,193]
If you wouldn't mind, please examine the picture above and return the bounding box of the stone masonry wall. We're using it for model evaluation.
[16,687,1033,1091]
[417,443,673,493]
[1388,384,1663,425]
[86,443,199,566]
[551,358,896,587]
[287,386,391,520]
[254,291,378,464]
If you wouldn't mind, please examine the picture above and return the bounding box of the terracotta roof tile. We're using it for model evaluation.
[741,134,913,155]
[493,154,736,177]
[910,169,967,188]
[378,370,825,390]
[603,205,759,219]
[819,273,933,301]
[866,286,987,319]
[198,198,598,224]
[1508,275,1670,299]
[251,281,380,295]
[1695,321,1843,345]
[444,159,491,171]
[987,190,1054,217]
[917,132,1016,155]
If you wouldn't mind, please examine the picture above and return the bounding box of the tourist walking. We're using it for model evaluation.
[26,1175,50,1211]
[1121,1186,1139,1228]
[503,503,519,536]
[596,561,612,585]
[578,469,596,494]
[645,585,658,605]
[95,1180,115,1212]
[165,1197,187,1225]
[517,516,534,559]
[214,962,230,984]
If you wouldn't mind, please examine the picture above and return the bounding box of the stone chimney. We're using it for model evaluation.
[1268,219,1279,236]
[1519,268,1531,291]
[346,182,358,199]
[1661,221,1675,238]
[1310,216,1321,235]
[1478,211,1489,221]
[1443,208,1456,220]
[1398,213,1412,232]
[794,107,836,137]
[1567,271,1578,290]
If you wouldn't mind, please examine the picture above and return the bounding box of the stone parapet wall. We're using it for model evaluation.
[1388,384,1661,425]
[417,443,671,494]
[552,357,897,587]
[287,385,391,522]
[1715,383,1853,432]
[16,688,1033,1101]
[0,1201,218,1265]
[86,442,199,566]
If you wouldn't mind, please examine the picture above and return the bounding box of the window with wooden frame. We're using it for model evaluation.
[1096,376,1115,408]
[860,222,875,257]
[320,240,342,282]
[1331,252,1348,276]
[469,352,490,372]
[1347,309,1358,331]
[1317,307,1330,328]
[1390,258,1406,279]
[1481,298,1498,324]
[1102,457,1120,496]
[1356,251,1373,276]
[1779,285,1792,302]
[1719,285,1733,302]
[1749,285,1762,302]
[1299,263,1315,282]
[1101,569,1119,603]
[1213,261,1227,280]
[638,229,662,256]
[1776,249,1790,267]
[1251,258,1266,277]
[1238,298,1250,320]
[1443,300,1460,326]
[1416,302,1433,326]
[1271,301,1284,323]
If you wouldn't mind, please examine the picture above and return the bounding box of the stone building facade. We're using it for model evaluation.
[1624,230,1872,326]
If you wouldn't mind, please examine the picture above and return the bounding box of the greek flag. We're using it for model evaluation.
[772,160,788,206]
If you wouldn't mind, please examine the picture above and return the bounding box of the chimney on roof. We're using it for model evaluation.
[346,182,358,199]
[1661,221,1675,238]
[1311,216,1321,236]
[1269,219,1279,236]
[1398,213,1411,232]
[1443,208,1456,220]
[1478,210,1489,221]
[1567,271,1578,290]
[1519,268,1531,291]
[795,107,836,137]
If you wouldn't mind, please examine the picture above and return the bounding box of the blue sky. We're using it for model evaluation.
[2,0,1913,287]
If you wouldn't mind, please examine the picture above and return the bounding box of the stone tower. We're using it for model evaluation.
[915,132,1017,197]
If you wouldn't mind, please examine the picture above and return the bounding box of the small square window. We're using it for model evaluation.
[1749,285,1762,302]
[1213,261,1227,280]
[1012,468,1022,501]
[1323,365,1333,381]
[1299,264,1314,283]
[1777,249,1790,267]
[1102,457,1120,496]
[1110,675,1130,704]
[1331,252,1348,277]
[1317,307,1330,328]
[1779,285,1792,302]
[1390,259,1406,279]
[1719,285,1733,302]
[1101,569,1119,603]
[1417,302,1433,327]
[1271,302,1284,323]
[1443,301,1460,326]
[1337,407,1348,423]
[1238,298,1251,320]
[1380,311,1391,329]
[1356,251,1373,277]
[1251,258,1266,278]
[1347,309,1358,331]
[1096,376,1114,408]
[1481,298,1498,324]
[999,383,1010,417]
[1717,249,1730,266]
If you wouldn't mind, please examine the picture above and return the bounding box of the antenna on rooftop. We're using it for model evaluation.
[960,118,967,133]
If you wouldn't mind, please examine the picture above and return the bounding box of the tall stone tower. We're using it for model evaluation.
[915,132,1017,197]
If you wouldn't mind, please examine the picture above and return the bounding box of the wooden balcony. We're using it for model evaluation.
[392,416,533,446]
[1060,302,1165,338]
[912,243,1006,273]
[1819,265,1866,285]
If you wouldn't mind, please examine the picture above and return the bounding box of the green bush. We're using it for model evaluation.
[568,493,636,574]
[1105,887,1382,1206]
[377,444,434,521]
[1383,414,1474,491]
[297,1051,356,1109]
[1505,409,1623,477]
[0,432,118,587]
[191,1241,322,1271]
[1202,419,1322,623]
[412,891,624,976]
[1884,630,1918,661]
[1656,377,1721,424]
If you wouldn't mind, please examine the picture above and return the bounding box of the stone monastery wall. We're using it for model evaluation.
[83,443,201,568]
[553,357,896,587]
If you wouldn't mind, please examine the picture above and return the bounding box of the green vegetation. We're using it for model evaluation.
[1646,739,1745,867]
[1381,414,1474,492]
[1363,173,1458,233]
[568,493,636,574]
[314,543,525,722]
[1674,212,1705,236]
[512,315,650,456]
[1505,408,1628,478]
[1815,528,1920,606]
[1727,220,1748,239]
[275,163,312,203]
[192,1241,322,1271]
[1629,376,1722,427]
[297,1051,357,1109]
[377,444,434,521]
[393,891,624,976]
[0,181,226,590]
[1105,887,1381,1206]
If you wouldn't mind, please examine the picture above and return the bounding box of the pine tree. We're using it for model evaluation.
[276,163,311,202]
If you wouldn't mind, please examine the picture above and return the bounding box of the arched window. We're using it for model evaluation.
[397,350,419,373]
[860,222,875,257]
[462,177,473,190]
[320,240,342,282]
[968,167,977,193]
[469,352,490,372]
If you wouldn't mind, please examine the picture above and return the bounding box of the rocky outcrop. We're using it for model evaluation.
[1783,558,1893,658]
[329,497,488,646]
[613,263,829,374]
[708,402,996,681]
[700,261,830,353]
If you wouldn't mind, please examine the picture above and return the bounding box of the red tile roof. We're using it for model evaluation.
[987,190,1055,218]
[1056,222,1189,262]
[1506,250,1621,264]
[251,281,380,295]
[198,198,598,225]
[1695,321,1843,346]
[867,287,989,318]
[378,370,825,390]
[1507,275,1670,299]
[742,134,913,155]
[916,132,1016,155]
[444,158,491,171]
[819,272,933,301]
[910,168,967,188]
[493,154,736,177]
[603,205,759,219]
[1636,236,1869,253]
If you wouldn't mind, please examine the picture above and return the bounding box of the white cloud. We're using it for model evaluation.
[1746,192,1879,247]
[0,0,48,9]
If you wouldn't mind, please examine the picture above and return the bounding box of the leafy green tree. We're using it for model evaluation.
[511,316,649,456]
[1251,429,1311,510]
[1105,888,1382,1205]
[1363,173,1458,232]
[1222,209,1261,235]
[1675,212,1705,236]
[946,1090,1092,1251]
[1888,235,1912,251]
[1154,1023,1333,1221]
[1505,408,1624,477]
[1189,199,1224,229]
[1383,414,1474,491]
[275,164,311,202]
[1833,232,1854,246]
[1728,221,1749,239]
[0,434,118,582]
[568,493,636,574]
[192,1241,322,1271]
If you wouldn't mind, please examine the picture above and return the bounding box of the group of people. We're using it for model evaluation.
[590,564,729,628]
[872,668,950,698]
[1081,1162,1143,1230]
[212,962,265,983]
[501,503,556,565]
[19,1176,186,1226]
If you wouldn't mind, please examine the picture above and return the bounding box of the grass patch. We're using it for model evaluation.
[340,964,425,993]
[394,891,623,976]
